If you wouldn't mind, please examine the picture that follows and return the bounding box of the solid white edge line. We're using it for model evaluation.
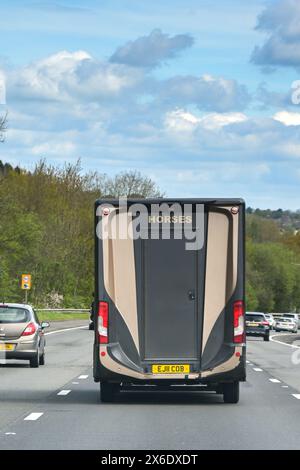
[57,390,71,396]
[292,394,300,400]
[24,412,44,421]
[270,334,300,349]
[45,326,88,336]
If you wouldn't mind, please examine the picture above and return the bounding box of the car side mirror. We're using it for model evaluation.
[41,322,50,329]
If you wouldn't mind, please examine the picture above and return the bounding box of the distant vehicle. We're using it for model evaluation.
[93,198,246,404]
[264,314,275,329]
[0,303,49,367]
[89,294,95,331]
[282,313,300,329]
[245,312,270,341]
[89,303,95,330]
[274,317,297,333]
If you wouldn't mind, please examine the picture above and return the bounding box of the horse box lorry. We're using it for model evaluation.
[93,198,246,403]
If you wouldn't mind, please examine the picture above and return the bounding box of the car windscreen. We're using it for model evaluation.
[0,307,31,324]
[283,314,294,319]
[278,318,292,322]
[246,314,264,322]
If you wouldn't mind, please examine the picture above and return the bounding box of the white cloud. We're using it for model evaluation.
[31,141,76,156]
[164,109,248,133]
[273,110,300,126]
[6,50,144,103]
[164,109,200,133]
[199,112,248,130]
[2,44,300,209]
[2,47,251,122]
[159,74,250,112]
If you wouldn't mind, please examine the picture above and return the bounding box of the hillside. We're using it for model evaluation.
[246,207,300,233]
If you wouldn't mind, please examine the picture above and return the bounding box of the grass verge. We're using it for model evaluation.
[37,311,89,322]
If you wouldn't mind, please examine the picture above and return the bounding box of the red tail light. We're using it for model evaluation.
[233,300,245,343]
[21,322,37,337]
[261,321,269,326]
[98,301,108,344]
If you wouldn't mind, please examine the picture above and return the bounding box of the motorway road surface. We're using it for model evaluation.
[1,323,300,450]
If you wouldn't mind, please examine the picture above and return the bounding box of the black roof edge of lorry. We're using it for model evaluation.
[95,198,245,207]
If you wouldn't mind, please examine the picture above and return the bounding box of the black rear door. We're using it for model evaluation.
[143,236,202,361]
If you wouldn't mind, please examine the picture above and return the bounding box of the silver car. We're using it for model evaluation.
[282,313,300,329]
[0,303,49,367]
[264,314,275,330]
[274,317,298,333]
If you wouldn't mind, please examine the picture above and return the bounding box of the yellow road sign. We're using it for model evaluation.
[21,274,31,290]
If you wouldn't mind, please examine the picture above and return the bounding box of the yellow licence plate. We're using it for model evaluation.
[152,364,190,374]
[247,322,259,327]
[0,343,15,351]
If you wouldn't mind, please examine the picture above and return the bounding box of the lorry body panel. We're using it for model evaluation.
[93,198,246,392]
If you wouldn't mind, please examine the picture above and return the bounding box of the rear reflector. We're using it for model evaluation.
[233,300,245,344]
[21,322,37,337]
[98,301,108,344]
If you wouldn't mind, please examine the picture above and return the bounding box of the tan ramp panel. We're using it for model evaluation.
[102,210,140,353]
[202,210,229,352]
[202,207,239,354]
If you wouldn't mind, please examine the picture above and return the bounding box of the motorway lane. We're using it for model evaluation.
[0,328,300,450]
[0,324,91,430]
[247,334,300,391]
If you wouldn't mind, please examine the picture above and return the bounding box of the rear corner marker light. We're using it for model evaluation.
[98,301,108,344]
[233,300,245,343]
[21,322,37,337]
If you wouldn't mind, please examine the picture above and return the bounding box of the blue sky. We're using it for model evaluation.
[1,0,300,208]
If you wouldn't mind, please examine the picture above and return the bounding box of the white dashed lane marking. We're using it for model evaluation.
[269,378,281,383]
[24,412,43,421]
[253,368,263,372]
[292,394,300,400]
[57,390,71,396]
[72,382,79,385]
[78,375,88,379]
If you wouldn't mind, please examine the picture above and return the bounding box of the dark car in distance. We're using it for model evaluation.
[245,312,270,342]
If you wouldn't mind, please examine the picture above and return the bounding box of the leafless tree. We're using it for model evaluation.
[0,111,7,142]
[100,170,164,198]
